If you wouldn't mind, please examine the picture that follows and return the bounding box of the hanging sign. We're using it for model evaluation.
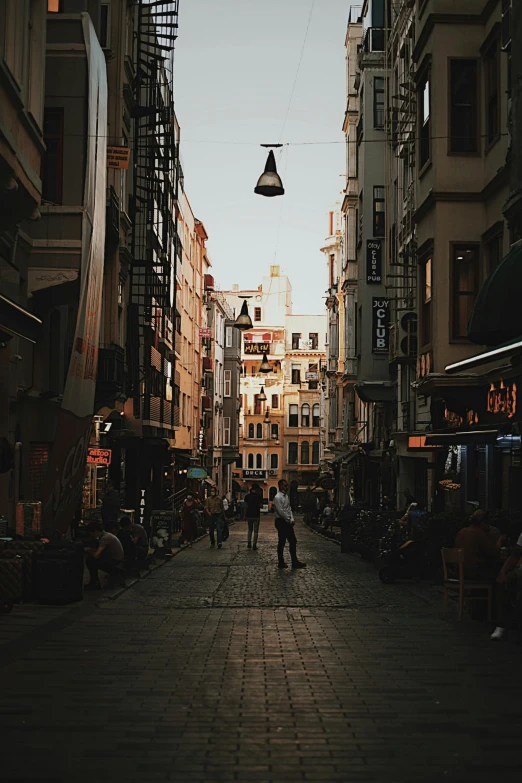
[187,467,208,479]
[244,342,270,354]
[372,298,390,353]
[107,146,130,169]
[199,327,211,339]
[487,380,517,419]
[366,239,382,284]
[87,447,112,466]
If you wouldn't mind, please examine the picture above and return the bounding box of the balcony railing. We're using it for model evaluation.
[363,27,385,53]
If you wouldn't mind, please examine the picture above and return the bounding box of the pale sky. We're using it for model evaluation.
[174,0,350,314]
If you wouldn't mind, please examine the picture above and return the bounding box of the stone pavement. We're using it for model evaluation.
[1,516,521,783]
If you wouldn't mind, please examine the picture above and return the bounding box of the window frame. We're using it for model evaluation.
[373,186,385,238]
[247,453,254,468]
[312,441,320,465]
[288,404,298,428]
[271,423,279,440]
[223,417,231,446]
[256,423,263,439]
[271,394,279,409]
[417,67,431,173]
[270,453,279,470]
[291,333,301,350]
[301,403,310,428]
[450,242,481,342]
[309,333,318,350]
[256,453,263,469]
[483,35,500,149]
[248,423,254,439]
[225,326,233,347]
[254,307,262,322]
[312,403,320,428]
[291,364,301,385]
[448,57,480,156]
[301,441,310,465]
[224,369,231,398]
[373,76,385,128]
[288,442,298,465]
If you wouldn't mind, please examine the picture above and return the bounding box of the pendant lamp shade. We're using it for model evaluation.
[254,150,285,197]
[258,386,267,402]
[259,352,271,373]
[264,409,270,424]
[234,299,253,330]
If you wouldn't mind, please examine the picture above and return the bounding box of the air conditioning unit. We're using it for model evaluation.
[390,312,417,363]
[269,469,277,476]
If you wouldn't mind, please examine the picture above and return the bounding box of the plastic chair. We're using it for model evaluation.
[441,548,493,622]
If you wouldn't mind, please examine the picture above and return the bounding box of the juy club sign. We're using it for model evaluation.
[372,298,390,353]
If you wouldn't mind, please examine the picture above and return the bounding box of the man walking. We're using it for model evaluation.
[273,479,306,569]
[244,485,262,550]
[205,487,225,548]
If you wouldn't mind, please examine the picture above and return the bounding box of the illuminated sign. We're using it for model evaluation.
[244,342,270,354]
[86,448,112,466]
[372,298,389,353]
[107,146,130,169]
[366,239,382,284]
[408,436,442,450]
[487,380,517,419]
[243,469,267,479]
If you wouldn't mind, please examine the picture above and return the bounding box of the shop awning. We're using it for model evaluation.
[0,293,42,344]
[424,429,499,446]
[204,477,216,487]
[468,243,522,346]
[355,381,396,404]
[445,337,522,374]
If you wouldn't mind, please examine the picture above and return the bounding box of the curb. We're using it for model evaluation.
[302,518,341,547]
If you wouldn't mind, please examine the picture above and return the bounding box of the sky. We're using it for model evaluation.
[173,0,350,315]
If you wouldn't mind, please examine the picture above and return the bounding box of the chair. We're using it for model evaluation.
[441,548,493,622]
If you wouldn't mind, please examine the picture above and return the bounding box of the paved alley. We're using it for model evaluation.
[1,518,521,783]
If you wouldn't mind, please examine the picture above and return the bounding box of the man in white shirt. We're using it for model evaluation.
[273,479,306,570]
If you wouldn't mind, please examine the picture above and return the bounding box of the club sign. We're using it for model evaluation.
[372,298,390,353]
[366,239,382,284]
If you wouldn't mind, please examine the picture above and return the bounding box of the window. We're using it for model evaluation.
[47,0,61,10]
[308,362,318,390]
[42,108,64,204]
[223,417,231,446]
[256,453,263,469]
[373,186,385,238]
[291,364,301,385]
[312,403,320,428]
[254,394,262,415]
[419,74,430,168]
[271,453,279,469]
[288,442,298,465]
[99,4,110,48]
[256,423,262,439]
[271,394,279,409]
[224,369,231,397]
[312,441,320,465]
[484,39,500,146]
[248,423,254,439]
[301,442,310,465]
[449,59,479,154]
[292,333,301,349]
[289,404,298,427]
[248,453,254,468]
[309,333,318,350]
[225,327,233,347]
[452,244,479,340]
[271,423,279,439]
[374,76,385,128]
[301,404,310,427]
[236,454,243,468]
[254,307,262,321]
[484,228,503,277]
[421,256,432,347]
[329,254,335,288]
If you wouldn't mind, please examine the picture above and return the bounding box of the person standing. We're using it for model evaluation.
[181,494,199,547]
[205,487,225,548]
[244,485,262,550]
[273,479,306,569]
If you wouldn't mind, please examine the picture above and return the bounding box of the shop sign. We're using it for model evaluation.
[244,342,270,354]
[408,436,443,450]
[187,467,207,479]
[244,332,273,343]
[243,469,267,479]
[151,509,173,534]
[87,447,112,466]
[107,146,130,169]
[320,477,335,489]
[444,409,479,429]
[372,298,389,353]
[305,372,319,381]
[366,239,382,284]
[487,380,517,419]
[200,327,211,339]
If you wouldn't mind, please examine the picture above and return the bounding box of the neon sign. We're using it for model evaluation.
[487,380,517,419]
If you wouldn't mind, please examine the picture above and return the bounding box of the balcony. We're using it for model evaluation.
[362,27,385,53]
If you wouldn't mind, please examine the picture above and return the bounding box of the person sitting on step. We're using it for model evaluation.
[84,520,125,590]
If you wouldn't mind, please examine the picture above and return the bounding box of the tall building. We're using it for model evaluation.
[223,266,326,503]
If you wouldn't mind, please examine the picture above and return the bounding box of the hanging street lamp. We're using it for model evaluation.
[258,386,267,402]
[259,352,271,373]
[263,407,270,425]
[254,149,285,197]
[234,299,253,331]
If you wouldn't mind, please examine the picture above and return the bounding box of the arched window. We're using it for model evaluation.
[256,423,263,438]
[301,403,310,427]
[301,441,310,464]
[312,403,320,427]
[248,423,254,439]
[288,442,298,464]
[247,453,254,468]
[256,453,263,468]
[312,441,320,464]
[269,486,277,501]
[271,423,279,440]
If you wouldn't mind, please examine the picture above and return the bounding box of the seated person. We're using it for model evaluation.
[120,516,149,564]
[454,509,502,581]
[491,530,522,640]
[84,521,125,590]
[321,504,333,529]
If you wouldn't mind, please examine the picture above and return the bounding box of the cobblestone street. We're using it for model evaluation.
[1,517,521,783]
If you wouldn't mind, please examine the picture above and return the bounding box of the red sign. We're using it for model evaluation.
[200,327,211,339]
[87,448,112,466]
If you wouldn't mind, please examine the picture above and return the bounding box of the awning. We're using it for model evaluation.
[355,381,396,404]
[468,243,522,346]
[0,293,42,344]
[445,337,522,374]
[424,429,498,446]
[204,477,216,487]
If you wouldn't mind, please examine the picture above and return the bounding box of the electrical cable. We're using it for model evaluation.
[278,0,316,143]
